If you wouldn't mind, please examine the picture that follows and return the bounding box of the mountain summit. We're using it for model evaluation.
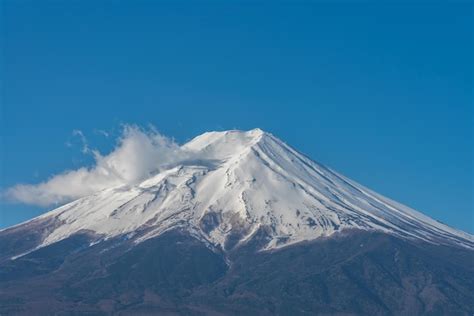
[1,129,473,315]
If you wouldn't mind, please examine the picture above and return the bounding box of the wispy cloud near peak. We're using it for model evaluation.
[4,125,190,207]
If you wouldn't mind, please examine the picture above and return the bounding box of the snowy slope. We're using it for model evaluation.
[10,129,473,253]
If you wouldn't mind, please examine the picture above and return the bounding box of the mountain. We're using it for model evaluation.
[1,129,473,315]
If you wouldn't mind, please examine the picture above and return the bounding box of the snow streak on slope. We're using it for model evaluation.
[11,129,474,252]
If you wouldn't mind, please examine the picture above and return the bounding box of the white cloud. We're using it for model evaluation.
[4,125,191,207]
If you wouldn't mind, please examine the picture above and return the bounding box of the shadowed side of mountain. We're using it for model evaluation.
[1,229,473,315]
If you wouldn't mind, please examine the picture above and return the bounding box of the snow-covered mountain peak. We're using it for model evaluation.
[11,129,474,254]
[183,128,266,161]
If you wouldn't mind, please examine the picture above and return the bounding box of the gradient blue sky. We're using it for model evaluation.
[1,1,473,233]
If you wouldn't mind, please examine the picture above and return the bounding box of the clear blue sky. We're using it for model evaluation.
[1,1,472,233]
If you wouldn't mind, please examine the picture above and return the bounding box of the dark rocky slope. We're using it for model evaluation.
[1,229,473,315]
